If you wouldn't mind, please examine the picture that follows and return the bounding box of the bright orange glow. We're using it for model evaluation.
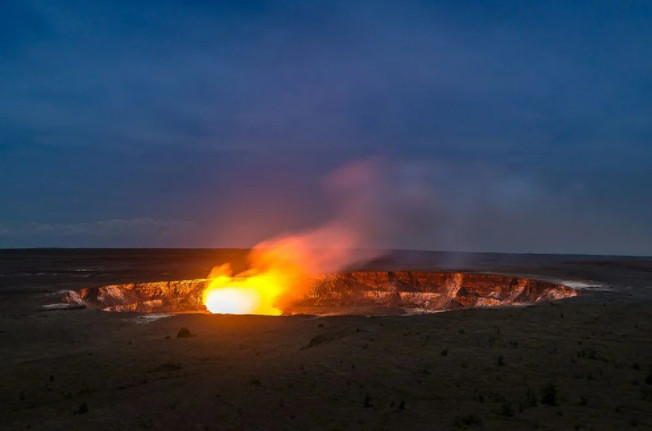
[202,223,362,315]
[202,264,286,315]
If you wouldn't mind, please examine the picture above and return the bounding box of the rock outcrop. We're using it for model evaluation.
[300,272,578,311]
[64,279,208,313]
[63,271,578,314]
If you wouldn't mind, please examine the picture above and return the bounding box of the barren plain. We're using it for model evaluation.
[1,249,651,430]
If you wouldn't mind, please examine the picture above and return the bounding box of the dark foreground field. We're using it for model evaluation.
[1,249,651,430]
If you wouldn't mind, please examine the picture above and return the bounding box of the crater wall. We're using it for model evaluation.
[63,271,578,314]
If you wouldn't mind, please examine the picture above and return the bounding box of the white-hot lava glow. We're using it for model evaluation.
[203,287,264,314]
[201,264,285,315]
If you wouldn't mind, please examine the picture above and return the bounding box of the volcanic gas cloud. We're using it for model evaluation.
[201,158,412,315]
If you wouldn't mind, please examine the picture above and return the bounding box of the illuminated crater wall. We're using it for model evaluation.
[63,271,578,314]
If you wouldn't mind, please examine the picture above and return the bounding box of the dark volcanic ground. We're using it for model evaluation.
[0,249,651,430]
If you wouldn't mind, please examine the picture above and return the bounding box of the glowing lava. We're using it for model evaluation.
[204,287,262,314]
[200,224,366,315]
[201,264,285,315]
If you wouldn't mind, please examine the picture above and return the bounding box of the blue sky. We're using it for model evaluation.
[1,0,651,254]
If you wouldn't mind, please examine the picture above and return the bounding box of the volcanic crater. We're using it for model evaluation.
[63,271,578,315]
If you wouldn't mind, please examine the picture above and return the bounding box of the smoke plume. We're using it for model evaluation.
[246,156,437,278]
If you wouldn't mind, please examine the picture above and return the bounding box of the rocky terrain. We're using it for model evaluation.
[301,271,578,311]
[0,249,650,430]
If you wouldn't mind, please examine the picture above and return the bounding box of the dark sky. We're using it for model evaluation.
[1,0,651,255]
